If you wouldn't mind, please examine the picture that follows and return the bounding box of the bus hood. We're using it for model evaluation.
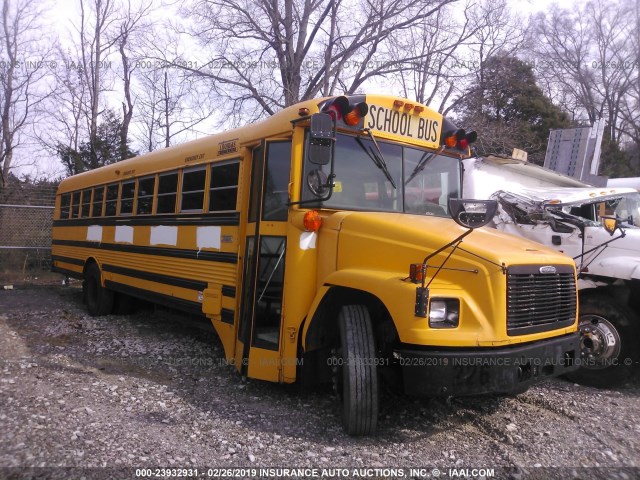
[330,212,573,275]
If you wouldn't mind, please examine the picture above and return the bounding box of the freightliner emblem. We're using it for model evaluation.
[539,266,557,274]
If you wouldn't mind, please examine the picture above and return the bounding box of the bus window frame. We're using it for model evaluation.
[81,189,92,217]
[105,183,120,217]
[119,179,136,216]
[92,185,105,217]
[156,170,179,215]
[59,193,71,219]
[180,165,208,213]
[209,159,241,213]
[71,191,81,218]
[136,174,157,216]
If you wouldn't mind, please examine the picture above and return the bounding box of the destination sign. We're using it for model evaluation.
[366,104,440,143]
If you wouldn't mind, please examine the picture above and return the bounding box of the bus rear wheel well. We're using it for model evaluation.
[82,258,100,277]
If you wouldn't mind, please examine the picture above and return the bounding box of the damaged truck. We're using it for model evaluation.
[463,155,640,387]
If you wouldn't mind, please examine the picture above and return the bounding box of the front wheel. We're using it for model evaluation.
[335,305,379,436]
[84,263,114,317]
[566,294,639,388]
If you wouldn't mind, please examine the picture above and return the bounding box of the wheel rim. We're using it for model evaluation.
[578,314,621,370]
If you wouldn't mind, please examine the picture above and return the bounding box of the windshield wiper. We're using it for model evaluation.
[356,128,396,189]
[405,146,445,185]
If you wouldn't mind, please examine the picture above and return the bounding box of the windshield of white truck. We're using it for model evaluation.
[302,132,460,216]
[557,192,640,228]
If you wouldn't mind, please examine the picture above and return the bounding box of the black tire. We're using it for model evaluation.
[566,294,639,388]
[84,263,114,317]
[336,305,379,436]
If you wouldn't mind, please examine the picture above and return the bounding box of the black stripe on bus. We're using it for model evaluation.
[221,308,235,324]
[52,211,240,227]
[222,285,236,298]
[103,264,209,291]
[51,239,238,264]
[51,265,83,280]
[51,255,85,266]
[105,280,205,317]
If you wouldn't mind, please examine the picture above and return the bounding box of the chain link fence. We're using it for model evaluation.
[0,182,57,283]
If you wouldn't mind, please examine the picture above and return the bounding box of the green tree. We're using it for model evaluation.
[599,134,638,178]
[455,55,570,164]
[57,110,137,176]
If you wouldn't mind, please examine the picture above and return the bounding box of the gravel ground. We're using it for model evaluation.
[1,284,639,480]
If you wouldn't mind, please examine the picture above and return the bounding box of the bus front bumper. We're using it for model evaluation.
[395,333,580,397]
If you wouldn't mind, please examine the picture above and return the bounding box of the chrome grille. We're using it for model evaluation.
[507,265,576,336]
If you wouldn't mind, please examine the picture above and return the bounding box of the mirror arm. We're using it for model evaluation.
[288,172,336,206]
[572,230,626,263]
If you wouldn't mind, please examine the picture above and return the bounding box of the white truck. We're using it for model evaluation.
[463,155,640,387]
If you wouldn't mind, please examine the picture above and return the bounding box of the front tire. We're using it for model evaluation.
[336,305,379,436]
[84,263,114,317]
[566,294,639,388]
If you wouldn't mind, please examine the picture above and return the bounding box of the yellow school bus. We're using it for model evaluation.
[52,94,579,435]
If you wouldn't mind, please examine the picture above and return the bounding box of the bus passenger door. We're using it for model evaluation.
[236,139,291,382]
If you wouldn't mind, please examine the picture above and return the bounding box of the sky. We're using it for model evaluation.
[10,0,572,181]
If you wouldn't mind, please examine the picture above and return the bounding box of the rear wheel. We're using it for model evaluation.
[335,305,379,436]
[84,263,114,317]
[566,294,639,388]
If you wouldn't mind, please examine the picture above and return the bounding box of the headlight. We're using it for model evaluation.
[429,299,460,328]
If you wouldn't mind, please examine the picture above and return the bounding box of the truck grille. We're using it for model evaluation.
[507,265,576,336]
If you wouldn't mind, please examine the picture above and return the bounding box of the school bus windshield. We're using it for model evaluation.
[302,132,460,216]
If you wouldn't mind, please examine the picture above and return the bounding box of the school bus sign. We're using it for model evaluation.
[366,103,440,146]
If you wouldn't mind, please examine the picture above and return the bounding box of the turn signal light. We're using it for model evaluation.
[443,128,477,151]
[303,210,322,232]
[444,134,458,148]
[343,103,367,126]
[409,263,425,284]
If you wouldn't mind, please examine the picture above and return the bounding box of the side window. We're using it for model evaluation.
[181,167,206,212]
[210,161,239,212]
[120,180,135,215]
[262,142,291,221]
[248,146,264,223]
[71,191,81,218]
[105,183,119,216]
[157,171,178,214]
[81,189,92,217]
[59,193,71,219]
[92,186,104,217]
[137,175,155,215]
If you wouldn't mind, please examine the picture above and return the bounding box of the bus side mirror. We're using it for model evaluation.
[448,199,498,229]
[308,113,334,165]
[600,215,619,236]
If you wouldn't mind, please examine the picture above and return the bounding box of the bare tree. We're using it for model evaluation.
[618,0,640,159]
[116,0,153,160]
[533,0,635,143]
[133,66,215,151]
[168,0,459,123]
[0,0,53,189]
